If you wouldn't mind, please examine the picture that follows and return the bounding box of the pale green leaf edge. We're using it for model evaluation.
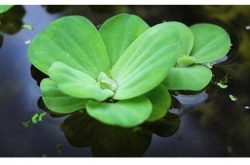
[41,78,87,114]
[99,13,150,66]
[86,95,152,127]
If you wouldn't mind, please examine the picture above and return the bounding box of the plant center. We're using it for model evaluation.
[176,55,196,67]
[97,72,118,92]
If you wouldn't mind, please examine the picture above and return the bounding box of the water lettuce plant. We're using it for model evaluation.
[162,23,231,91]
[28,13,231,127]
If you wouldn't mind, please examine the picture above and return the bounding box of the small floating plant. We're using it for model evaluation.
[28,13,231,127]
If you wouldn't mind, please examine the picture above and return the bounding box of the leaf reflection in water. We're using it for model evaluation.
[61,110,180,157]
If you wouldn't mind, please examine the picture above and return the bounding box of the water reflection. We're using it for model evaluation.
[30,65,48,86]
[60,110,180,157]
[33,78,180,157]
[0,5,25,34]
[0,5,25,48]
[61,110,151,157]
[183,5,250,156]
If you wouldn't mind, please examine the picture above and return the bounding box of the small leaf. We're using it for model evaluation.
[31,113,39,124]
[22,120,31,128]
[229,94,237,101]
[99,13,150,66]
[145,84,171,122]
[217,82,228,89]
[189,23,231,63]
[168,21,194,57]
[40,78,87,114]
[38,112,47,121]
[176,55,196,67]
[55,143,63,149]
[112,22,182,100]
[163,65,212,91]
[28,16,110,79]
[206,63,212,68]
[22,23,33,30]
[98,72,117,92]
[86,95,152,127]
[48,62,114,101]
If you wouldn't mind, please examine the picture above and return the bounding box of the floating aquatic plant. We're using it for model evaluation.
[162,23,231,91]
[28,13,231,127]
[229,94,237,101]
[22,112,47,127]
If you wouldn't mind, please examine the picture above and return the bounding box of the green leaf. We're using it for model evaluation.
[145,84,171,122]
[168,21,194,57]
[31,113,39,124]
[48,62,114,101]
[217,82,228,89]
[28,16,110,79]
[22,23,33,30]
[86,95,152,127]
[98,72,117,92]
[0,5,14,14]
[38,112,47,121]
[189,23,231,63]
[99,13,150,66]
[229,94,237,101]
[22,120,31,128]
[111,22,181,100]
[176,55,196,67]
[206,63,212,68]
[163,65,212,91]
[40,78,87,114]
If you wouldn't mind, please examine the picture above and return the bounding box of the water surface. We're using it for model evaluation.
[1,5,250,157]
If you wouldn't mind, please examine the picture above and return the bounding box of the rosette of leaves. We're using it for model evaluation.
[162,22,231,91]
[28,13,190,127]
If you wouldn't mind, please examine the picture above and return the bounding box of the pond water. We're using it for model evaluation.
[1,5,250,157]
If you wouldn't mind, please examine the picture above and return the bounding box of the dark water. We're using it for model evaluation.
[1,5,250,157]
